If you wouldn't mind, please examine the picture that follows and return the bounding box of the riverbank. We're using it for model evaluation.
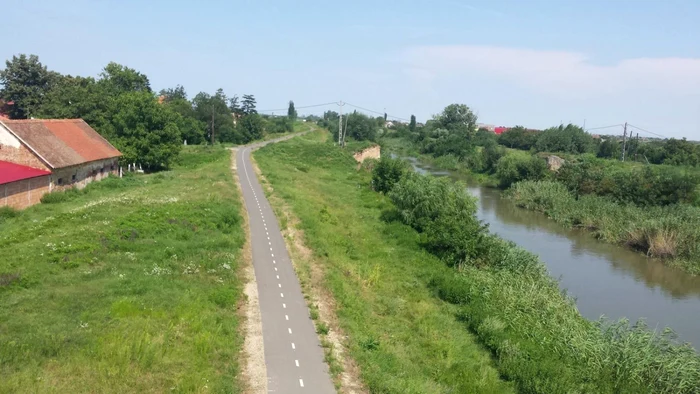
[507,181,700,275]
[0,146,246,392]
[380,136,700,275]
[256,131,700,393]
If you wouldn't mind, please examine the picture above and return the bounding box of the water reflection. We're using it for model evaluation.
[403,156,700,347]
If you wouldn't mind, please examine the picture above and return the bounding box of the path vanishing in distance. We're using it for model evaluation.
[236,134,335,394]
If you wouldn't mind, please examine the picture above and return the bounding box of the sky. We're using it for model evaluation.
[3,0,700,139]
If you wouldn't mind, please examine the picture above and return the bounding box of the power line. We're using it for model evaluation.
[627,124,667,139]
[343,102,411,122]
[258,101,339,113]
[585,124,624,132]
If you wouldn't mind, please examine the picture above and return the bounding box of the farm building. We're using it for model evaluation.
[0,119,122,209]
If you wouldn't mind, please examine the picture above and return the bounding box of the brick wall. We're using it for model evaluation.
[1,176,51,210]
[0,144,49,170]
[50,158,120,192]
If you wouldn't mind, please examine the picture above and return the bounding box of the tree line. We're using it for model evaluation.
[388,103,700,207]
[0,54,298,170]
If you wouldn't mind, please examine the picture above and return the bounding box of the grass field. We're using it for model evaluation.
[255,132,513,393]
[0,146,246,393]
[255,130,700,393]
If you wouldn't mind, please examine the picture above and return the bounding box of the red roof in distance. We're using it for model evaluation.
[0,160,51,185]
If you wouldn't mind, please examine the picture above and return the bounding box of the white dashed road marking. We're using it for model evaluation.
[299,379,304,388]
[292,343,296,350]
[295,359,299,367]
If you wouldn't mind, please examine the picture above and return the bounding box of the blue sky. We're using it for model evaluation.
[3,0,699,138]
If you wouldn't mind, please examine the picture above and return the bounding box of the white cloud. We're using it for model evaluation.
[401,45,700,98]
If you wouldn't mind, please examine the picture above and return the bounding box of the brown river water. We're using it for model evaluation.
[404,157,700,349]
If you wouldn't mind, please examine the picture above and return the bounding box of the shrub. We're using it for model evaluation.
[371,156,410,194]
[495,153,548,188]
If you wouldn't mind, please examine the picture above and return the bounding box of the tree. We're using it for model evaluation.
[0,54,57,119]
[597,139,621,159]
[192,89,236,144]
[435,104,477,134]
[497,126,539,150]
[106,91,182,170]
[99,62,151,95]
[240,113,264,141]
[287,100,297,121]
[242,94,257,114]
[346,112,378,141]
[535,124,595,154]
[159,85,187,102]
[163,97,206,144]
[229,95,242,116]
[36,75,105,125]
[409,115,417,132]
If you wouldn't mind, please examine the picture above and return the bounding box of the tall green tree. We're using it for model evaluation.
[192,89,236,144]
[158,85,187,102]
[105,91,182,170]
[0,54,57,119]
[229,95,243,116]
[409,114,417,132]
[242,94,257,114]
[99,62,151,95]
[435,104,477,134]
[240,113,264,141]
[287,100,297,121]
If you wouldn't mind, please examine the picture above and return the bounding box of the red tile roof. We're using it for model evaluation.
[0,160,51,185]
[1,119,121,169]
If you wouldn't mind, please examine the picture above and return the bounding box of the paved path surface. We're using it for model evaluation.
[236,135,335,394]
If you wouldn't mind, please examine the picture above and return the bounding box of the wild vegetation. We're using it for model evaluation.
[373,155,700,393]
[507,181,700,274]
[0,146,246,392]
[0,54,299,170]
[255,132,513,393]
[383,103,700,272]
[257,130,700,393]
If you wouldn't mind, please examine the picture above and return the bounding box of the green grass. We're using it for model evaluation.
[255,132,513,393]
[0,145,246,393]
[507,180,700,274]
[255,131,700,393]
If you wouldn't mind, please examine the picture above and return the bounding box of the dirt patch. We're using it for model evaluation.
[251,154,367,394]
[230,148,267,394]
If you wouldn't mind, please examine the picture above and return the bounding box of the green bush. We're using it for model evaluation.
[389,173,489,266]
[556,161,699,206]
[371,156,410,194]
[386,172,700,392]
[495,153,548,188]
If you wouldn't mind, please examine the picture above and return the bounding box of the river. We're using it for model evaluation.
[404,156,700,349]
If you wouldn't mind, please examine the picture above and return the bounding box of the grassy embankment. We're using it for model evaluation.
[0,146,246,393]
[507,181,700,274]
[255,130,700,393]
[255,132,513,393]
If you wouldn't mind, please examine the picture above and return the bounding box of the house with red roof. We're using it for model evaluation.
[0,119,122,209]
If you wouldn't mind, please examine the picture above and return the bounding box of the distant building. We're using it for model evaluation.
[494,126,508,135]
[0,119,122,209]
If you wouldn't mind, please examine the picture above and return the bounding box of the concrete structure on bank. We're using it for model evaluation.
[0,119,121,209]
[353,145,381,163]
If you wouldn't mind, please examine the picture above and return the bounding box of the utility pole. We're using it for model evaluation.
[621,122,628,161]
[338,101,345,146]
[634,132,639,161]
